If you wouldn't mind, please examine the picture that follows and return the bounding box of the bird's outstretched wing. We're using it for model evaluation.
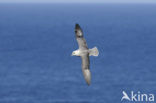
[81,53,91,85]
[75,24,88,50]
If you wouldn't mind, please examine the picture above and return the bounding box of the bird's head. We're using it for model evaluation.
[71,50,79,56]
[71,51,76,56]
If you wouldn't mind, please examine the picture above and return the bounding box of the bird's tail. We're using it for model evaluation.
[89,47,99,56]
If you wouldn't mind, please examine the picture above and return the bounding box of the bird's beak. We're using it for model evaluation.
[71,53,73,56]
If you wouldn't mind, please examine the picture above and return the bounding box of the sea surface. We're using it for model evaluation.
[0,3,156,103]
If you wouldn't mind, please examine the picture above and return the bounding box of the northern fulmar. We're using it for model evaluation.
[71,24,99,85]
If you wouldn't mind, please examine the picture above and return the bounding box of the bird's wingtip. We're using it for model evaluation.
[75,23,79,26]
[75,23,80,29]
[87,82,91,86]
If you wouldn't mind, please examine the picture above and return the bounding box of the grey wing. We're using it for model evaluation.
[81,53,91,85]
[75,24,88,50]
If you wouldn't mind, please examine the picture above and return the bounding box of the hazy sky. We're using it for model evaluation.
[0,0,156,3]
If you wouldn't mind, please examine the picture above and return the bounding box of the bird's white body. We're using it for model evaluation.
[72,49,88,56]
[72,47,99,57]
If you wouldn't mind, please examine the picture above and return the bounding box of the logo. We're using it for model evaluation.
[121,91,154,102]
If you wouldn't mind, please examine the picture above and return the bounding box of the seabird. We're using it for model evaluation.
[71,24,99,85]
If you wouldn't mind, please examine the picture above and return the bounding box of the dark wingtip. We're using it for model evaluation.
[86,79,91,86]
[75,23,80,29]
[75,23,79,26]
[75,23,83,37]
[87,82,91,86]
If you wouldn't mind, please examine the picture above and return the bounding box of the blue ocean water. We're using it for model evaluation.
[0,3,156,103]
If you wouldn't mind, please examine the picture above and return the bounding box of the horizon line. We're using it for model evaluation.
[0,1,156,4]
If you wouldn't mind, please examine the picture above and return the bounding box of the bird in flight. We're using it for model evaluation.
[71,24,99,85]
